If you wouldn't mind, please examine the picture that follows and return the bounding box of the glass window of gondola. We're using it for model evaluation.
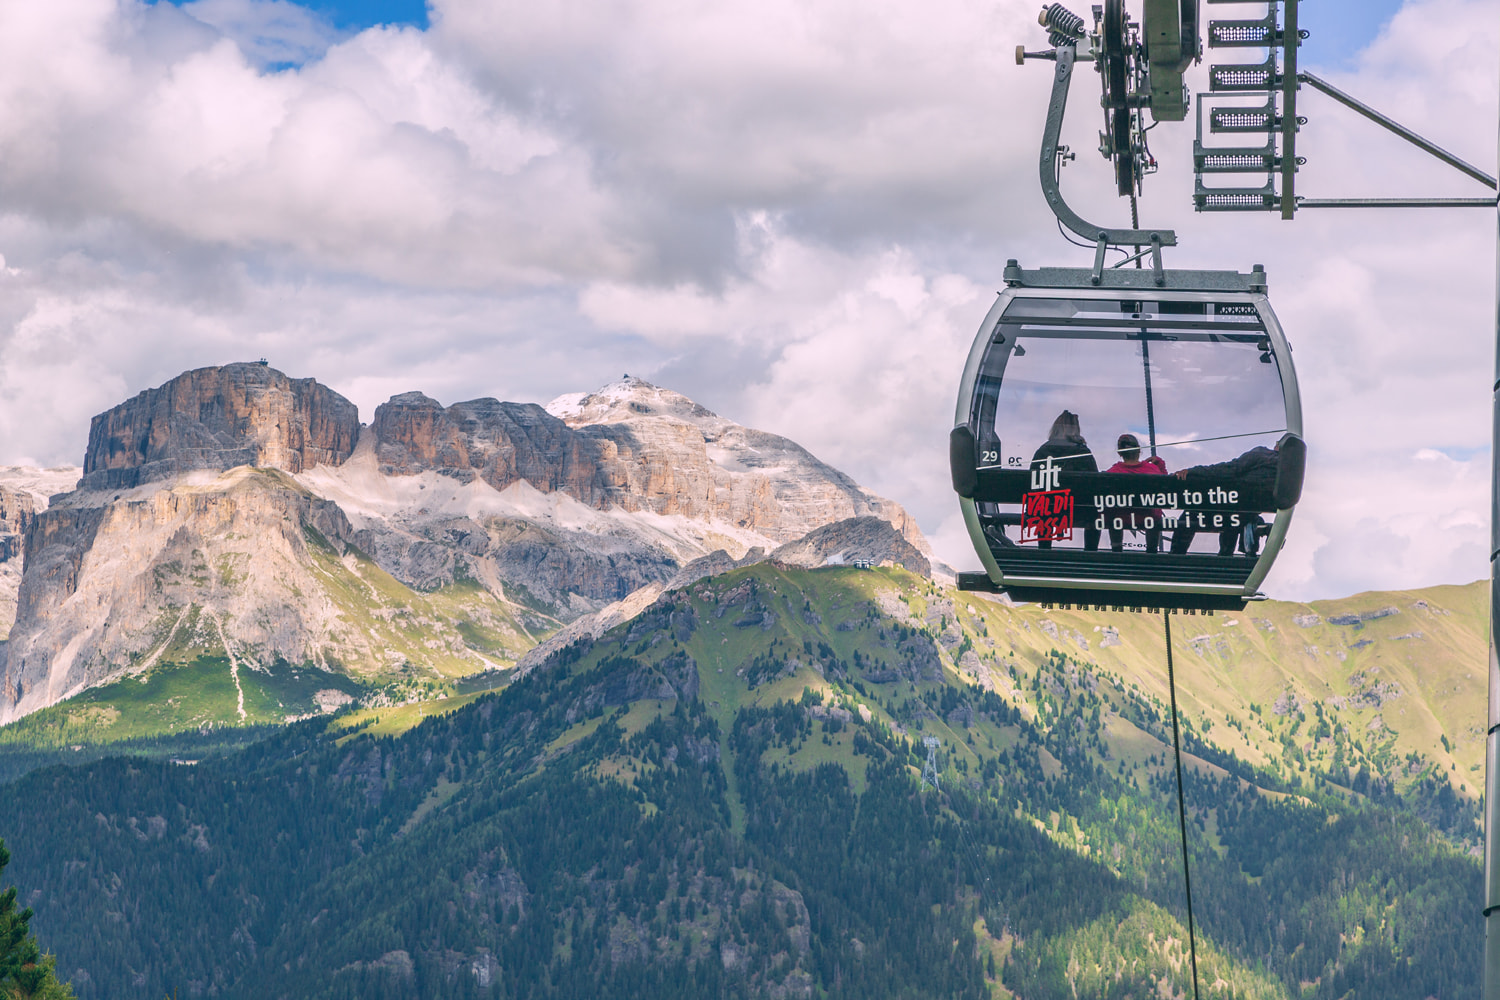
[968,297,1291,556]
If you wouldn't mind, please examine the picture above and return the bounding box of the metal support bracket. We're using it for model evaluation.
[1298,197,1499,209]
[1089,231,1163,285]
[1298,71,1498,191]
[1041,45,1178,252]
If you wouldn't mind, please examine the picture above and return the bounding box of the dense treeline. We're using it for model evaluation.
[0,727,283,786]
[0,836,74,999]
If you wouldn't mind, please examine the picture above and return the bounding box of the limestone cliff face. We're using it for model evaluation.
[372,393,596,497]
[0,467,82,641]
[0,487,37,643]
[0,487,35,563]
[300,429,717,608]
[338,377,928,608]
[370,377,925,548]
[0,470,357,721]
[2,371,935,724]
[550,379,926,548]
[81,363,358,490]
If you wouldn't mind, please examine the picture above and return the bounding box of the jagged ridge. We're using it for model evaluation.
[0,366,932,725]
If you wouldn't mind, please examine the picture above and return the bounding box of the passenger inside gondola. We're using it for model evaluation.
[1169,436,1285,555]
[1030,410,1100,551]
[1103,433,1167,553]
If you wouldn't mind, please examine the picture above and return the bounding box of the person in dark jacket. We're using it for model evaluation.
[1030,410,1100,551]
[1103,433,1167,553]
[1168,437,1283,555]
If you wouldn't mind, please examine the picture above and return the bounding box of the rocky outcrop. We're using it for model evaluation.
[0,486,35,563]
[371,389,733,520]
[372,393,594,496]
[512,519,926,675]
[0,487,34,639]
[767,516,931,577]
[0,462,545,725]
[80,363,358,490]
[552,378,926,547]
[0,467,83,640]
[370,377,926,549]
[314,378,930,608]
[0,469,364,721]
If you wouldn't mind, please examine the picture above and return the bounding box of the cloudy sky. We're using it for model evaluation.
[0,0,1493,601]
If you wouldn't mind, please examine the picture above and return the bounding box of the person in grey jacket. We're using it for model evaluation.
[1168,438,1282,556]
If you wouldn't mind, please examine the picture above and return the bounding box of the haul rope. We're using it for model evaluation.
[1163,610,1202,1000]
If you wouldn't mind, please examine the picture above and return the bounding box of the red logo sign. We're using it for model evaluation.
[1022,489,1074,543]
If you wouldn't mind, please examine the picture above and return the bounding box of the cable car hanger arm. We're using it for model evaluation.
[1039,44,1178,285]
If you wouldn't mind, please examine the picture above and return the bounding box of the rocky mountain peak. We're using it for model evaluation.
[369,379,927,554]
[80,362,359,491]
[1,366,934,724]
[768,516,930,577]
[545,376,719,429]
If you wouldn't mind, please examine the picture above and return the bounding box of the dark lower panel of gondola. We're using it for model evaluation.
[986,548,1256,586]
[955,572,1251,612]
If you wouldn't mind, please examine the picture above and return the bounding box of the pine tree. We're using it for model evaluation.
[0,838,73,1000]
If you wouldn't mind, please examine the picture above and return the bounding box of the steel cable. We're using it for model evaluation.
[1162,610,1203,1000]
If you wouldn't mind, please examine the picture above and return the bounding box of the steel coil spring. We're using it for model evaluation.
[1038,3,1086,40]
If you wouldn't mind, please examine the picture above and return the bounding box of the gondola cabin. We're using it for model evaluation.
[950,263,1305,610]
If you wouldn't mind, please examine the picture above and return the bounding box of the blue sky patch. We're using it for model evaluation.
[296,0,428,31]
[1296,0,1405,69]
[152,0,429,70]
[1432,444,1490,463]
[160,0,1402,70]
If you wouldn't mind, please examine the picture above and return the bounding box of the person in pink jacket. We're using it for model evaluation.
[1103,433,1167,552]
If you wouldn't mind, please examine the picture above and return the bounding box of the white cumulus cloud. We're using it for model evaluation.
[0,0,1491,601]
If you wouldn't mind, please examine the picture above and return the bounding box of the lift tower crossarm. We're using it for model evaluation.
[1298,70,1499,191]
[1298,196,1498,209]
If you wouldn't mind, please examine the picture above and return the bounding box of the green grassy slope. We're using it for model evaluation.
[507,567,1488,825]
[521,564,1485,996]
[0,562,1481,999]
[300,534,554,678]
[325,567,1486,813]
